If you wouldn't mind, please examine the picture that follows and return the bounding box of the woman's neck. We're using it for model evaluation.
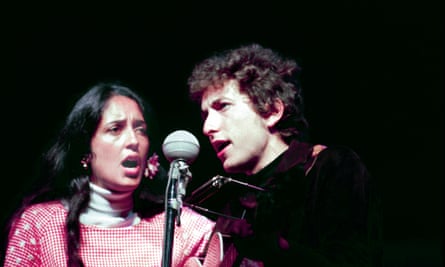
[79,182,140,227]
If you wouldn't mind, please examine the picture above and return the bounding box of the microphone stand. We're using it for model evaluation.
[161,159,191,267]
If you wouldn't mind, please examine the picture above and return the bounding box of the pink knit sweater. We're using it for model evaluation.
[4,201,215,266]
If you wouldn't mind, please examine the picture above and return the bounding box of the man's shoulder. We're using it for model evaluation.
[316,144,363,162]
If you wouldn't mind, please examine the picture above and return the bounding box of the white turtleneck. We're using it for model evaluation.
[79,182,141,228]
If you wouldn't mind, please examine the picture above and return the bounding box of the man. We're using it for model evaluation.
[187,43,382,266]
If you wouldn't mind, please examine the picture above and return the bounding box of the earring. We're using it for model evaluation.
[80,154,91,170]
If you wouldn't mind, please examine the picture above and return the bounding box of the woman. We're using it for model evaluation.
[3,82,216,266]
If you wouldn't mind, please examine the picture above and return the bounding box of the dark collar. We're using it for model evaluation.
[275,140,313,174]
[248,140,313,188]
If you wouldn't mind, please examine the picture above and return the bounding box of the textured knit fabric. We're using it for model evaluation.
[215,140,383,267]
[4,201,215,267]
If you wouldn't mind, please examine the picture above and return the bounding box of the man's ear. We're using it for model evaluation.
[265,98,285,128]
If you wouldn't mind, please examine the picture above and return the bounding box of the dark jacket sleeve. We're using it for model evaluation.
[294,145,383,267]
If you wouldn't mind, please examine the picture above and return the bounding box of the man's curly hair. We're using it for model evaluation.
[188,43,309,143]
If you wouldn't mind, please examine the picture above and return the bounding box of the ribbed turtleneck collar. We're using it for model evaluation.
[79,182,140,228]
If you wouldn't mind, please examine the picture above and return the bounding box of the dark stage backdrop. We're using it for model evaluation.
[3,2,443,266]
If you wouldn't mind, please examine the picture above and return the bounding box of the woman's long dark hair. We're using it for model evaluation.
[2,81,166,266]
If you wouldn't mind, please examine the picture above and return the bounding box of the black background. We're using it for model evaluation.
[2,1,443,266]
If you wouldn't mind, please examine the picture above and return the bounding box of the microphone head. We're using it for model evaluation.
[162,130,200,164]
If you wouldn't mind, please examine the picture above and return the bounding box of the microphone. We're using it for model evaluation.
[162,130,200,222]
[162,130,200,164]
[161,130,200,267]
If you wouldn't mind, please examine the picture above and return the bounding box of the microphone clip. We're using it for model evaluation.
[166,159,192,226]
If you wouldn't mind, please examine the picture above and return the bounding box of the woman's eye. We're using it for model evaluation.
[136,127,147,135]
[109,125,121,133]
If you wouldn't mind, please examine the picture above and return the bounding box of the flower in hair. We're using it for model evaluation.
[146,153,160,179]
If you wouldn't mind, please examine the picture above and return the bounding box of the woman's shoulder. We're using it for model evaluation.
[19,201,67,224]
[8,201,67,240]
[181,207,215,227]
[139,207,214,226]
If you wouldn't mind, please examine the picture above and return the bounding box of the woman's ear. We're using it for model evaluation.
[265,98,285,128]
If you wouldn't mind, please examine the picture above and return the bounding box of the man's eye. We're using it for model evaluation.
[215,102,229,110]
